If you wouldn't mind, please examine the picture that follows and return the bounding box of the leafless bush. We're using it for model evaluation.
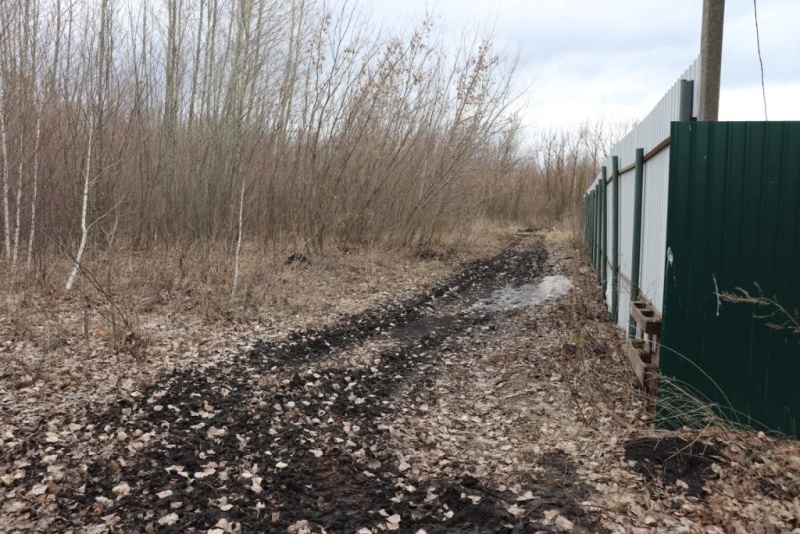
[0,0,611,297]
[719,285,800,336]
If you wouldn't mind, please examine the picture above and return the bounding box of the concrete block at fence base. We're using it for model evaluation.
[627,339,658,394]
[630,301,661,336]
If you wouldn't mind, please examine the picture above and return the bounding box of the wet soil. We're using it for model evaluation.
[7,239,606,532]
[623,436,721,497]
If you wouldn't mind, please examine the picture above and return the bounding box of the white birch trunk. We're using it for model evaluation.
[232,178,245,294]
[0,86,9,261]
[11,133,23,267]
[27,109,41,270]
[66,115,94,291]
[187,0,204,132]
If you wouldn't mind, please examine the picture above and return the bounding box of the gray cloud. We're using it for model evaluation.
[367,0,800,127]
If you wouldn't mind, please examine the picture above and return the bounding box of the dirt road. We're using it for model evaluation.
[2,233,798,533]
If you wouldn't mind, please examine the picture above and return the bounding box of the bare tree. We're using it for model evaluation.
[0,80,8,262]
[26,103,41,269]
[162,0,183,236]
[65,112,94,291]
[0,0,586,279]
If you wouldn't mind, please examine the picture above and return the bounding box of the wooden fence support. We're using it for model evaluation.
[628,148,645,337]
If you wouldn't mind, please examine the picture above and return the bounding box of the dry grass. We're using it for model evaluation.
[719,285,800,336]
[0,227,511,435]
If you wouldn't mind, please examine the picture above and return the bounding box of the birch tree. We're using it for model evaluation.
[65,112,94,291]
[0,87,8,263]
[0,2,13,262]
[66,0,111,290]
[229,0,257,294]
[26,104,41,269]
[11,122,23,267]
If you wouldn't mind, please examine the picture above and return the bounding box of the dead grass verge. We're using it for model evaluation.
[556,229,800,532]
[0,230,508,436]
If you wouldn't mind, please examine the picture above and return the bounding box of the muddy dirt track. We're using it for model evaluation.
[3,236,734,533]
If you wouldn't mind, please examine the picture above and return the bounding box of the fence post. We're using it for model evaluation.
[611,156,620,323]
[592,191,598,268]
[601,166,608,293]
[585,196,590,249]
[586,194,591,259]
[628,148,645,337]
[595,188,601,282]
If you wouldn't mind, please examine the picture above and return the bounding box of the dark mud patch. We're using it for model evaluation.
[58,309,540,531]
[248,244,547,369]
[534,452,594,519]
[624,436,722,497]
[467,451,599,532]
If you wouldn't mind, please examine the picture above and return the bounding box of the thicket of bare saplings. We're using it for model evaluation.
[0,0,602,287]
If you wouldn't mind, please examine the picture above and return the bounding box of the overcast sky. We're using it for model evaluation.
[368,0,800,132]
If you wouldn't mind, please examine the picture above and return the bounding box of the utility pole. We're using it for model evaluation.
[699,0,725,121]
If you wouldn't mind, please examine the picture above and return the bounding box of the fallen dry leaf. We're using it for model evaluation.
[157,513,179,526]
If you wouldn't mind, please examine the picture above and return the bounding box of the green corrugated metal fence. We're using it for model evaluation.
[662,121,800,437]
[583,179,606,282]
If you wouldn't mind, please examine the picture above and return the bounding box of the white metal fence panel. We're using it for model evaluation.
[617,169,635,327]
[604,58,700,170]
[639,148,671,313]
[587,56,700,327]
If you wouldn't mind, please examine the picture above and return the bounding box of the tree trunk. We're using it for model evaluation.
[11,130,23,267]
[232,178,245,294]
[65,114,94,291]
[27,106,41,270]
[0,84,9,262]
